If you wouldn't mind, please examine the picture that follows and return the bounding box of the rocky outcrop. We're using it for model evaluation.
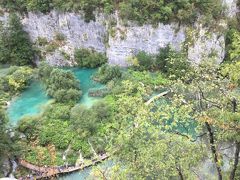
[0,0,238,66]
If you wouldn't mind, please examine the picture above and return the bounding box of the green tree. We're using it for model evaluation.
[93,64,122,83]
[108,80,205,179]
[42,68,82,103]
[0,13,34,65]
[171,60,240,180]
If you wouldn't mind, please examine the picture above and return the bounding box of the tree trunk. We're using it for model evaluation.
[230,141,240,180]
[205,122,222,180]
[176,165,184,180]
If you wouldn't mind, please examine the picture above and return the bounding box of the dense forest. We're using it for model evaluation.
[0,0,240,179]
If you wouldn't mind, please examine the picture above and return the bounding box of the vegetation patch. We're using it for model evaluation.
[74,48,107,68]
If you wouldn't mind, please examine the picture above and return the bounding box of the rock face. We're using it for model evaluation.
[0,0,238,66]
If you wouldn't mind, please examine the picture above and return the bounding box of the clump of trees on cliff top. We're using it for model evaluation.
[0,0,223,24]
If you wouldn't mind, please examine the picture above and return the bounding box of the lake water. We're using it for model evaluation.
[7,68,103,124]
[7,81,50,125]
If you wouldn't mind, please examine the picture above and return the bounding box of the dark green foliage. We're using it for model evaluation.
[0,14,34,65]
[47,69,82,103]
[70,102,112,135]
[38,63,82,103]
[70,105,98,135]
[135,51,154,70]
[93,64,122,83]
[156,47,191,80]
[0,0,27,12]
[133,47,191,80]
[74,48,107,68]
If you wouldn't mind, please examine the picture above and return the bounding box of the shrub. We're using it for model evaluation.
[5,66,33,92]
[54,32,65,42]
[46,69,82,103]
[74,48,107,68]
[127,70,169,87]
[135,51,154,70]
[39,120,73,149]
[93,64,122,83]
[43,103,72,120]
[38,64,82,103]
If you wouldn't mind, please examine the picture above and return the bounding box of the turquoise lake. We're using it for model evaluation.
[7,68,104,124]
[7,81,50,125]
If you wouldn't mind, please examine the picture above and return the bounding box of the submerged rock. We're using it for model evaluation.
[88,88,109,97]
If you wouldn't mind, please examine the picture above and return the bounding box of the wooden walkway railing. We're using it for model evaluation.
[19,154,109,179]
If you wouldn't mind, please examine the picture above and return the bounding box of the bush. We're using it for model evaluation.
[43,103,72,120]
[38,63,82,103]
[74,48,107,68]
[127,70,169,87]
[39,120,73,149]
[46,69,82,103]
[93,64,122,83]
[135,51,154,70]
[5,66,33,92]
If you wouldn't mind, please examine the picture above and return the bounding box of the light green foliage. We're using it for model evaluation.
[109,81,205,179]
[0,13,34,65]
[171,60,240,179]
[228,30,240,61]
[39,120,73,149]
[5,66,33,92]
[222,61,240,85]
[24,145,64,166]
[127,70,169,87]
[43,103,72,120]
[74,48,107,68]
[93,64,122,83]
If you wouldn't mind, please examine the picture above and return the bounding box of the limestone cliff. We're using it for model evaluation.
[0,0,238,66]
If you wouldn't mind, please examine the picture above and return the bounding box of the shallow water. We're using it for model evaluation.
[7,81,50,125]
[71,68,104,107]
[7,68,104,124]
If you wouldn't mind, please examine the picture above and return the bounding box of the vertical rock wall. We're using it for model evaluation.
[0,0,238,66]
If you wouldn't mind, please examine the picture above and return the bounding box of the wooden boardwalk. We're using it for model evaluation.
[19,154,109,179]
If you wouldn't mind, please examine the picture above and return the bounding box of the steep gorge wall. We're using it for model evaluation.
[0,0,238,66]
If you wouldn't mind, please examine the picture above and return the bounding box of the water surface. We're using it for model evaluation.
[7,68,104,124]
[7,81,50,125]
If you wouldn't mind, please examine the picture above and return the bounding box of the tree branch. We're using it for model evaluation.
[145,91,169,106]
